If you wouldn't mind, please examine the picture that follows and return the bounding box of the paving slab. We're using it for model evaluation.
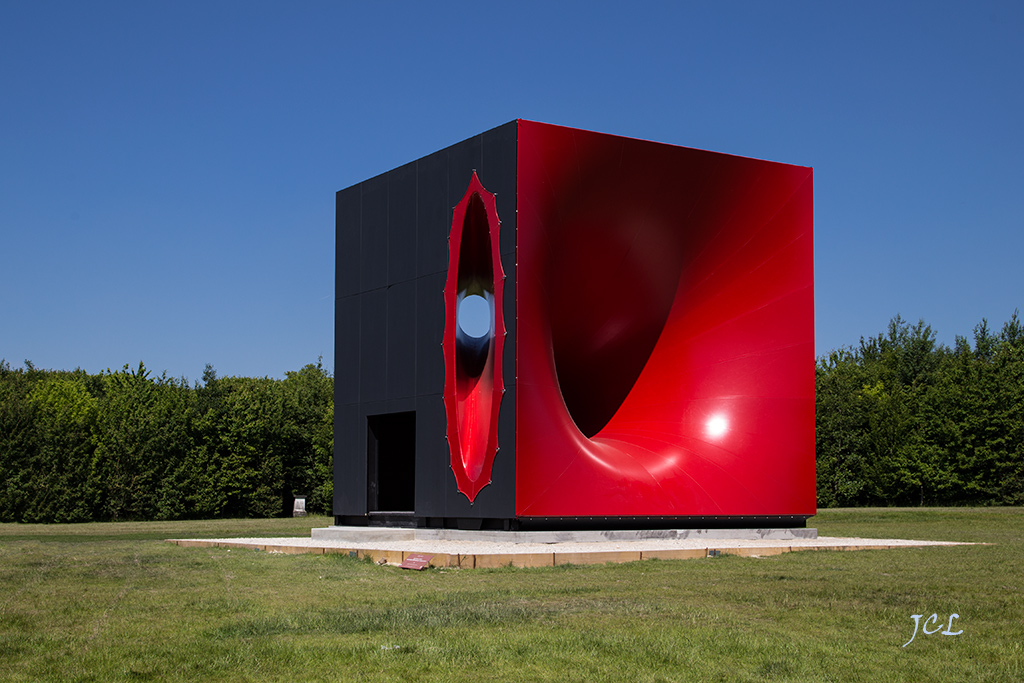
[168,527,970,568]
[310,526,819,543]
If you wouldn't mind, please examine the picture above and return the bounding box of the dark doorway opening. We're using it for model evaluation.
[367,412,416,512]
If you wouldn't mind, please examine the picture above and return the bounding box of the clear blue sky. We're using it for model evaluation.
[2,2,1022,380]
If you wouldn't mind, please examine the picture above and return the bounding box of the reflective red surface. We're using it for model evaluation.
[443,172,506,502]
[515,120,815,517]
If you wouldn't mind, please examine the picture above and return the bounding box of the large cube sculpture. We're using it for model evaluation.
[335,120,815,529]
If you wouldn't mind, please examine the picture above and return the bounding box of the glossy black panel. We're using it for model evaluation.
[481,121,518,257]
[333,402,363,516]
[335,294,360,406]
[415,271,445,396]
[447,134,483,212]
[493,383,517,509]
[414,393,447,517]
[501,258,516,390]
[336,187,361,298]
[359,175,388,292]
[415,151,449,277]
[386,279,416,399]
[388,162,418,284]
[358,287,387,403]
[386,397,416,414]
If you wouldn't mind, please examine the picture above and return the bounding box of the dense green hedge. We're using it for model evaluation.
[816,313,1024,507]
[4,312,1023,522]
[0,360,332,522]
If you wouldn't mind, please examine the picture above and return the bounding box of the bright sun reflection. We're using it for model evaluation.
[705,414,729,439]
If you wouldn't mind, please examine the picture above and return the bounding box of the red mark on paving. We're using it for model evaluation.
[399,554,433,570]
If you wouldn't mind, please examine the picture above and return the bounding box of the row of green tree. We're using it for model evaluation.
[3,312,1022,522]
[0,359,333,523]
[816,313,1024,507]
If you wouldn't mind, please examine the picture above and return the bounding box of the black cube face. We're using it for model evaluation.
[334,121,518,526]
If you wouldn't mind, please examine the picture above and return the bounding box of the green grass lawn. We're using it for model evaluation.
[1,509,1021,682]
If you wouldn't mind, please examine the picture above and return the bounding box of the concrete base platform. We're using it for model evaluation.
[310,525,819,543]
[167,526,969,569]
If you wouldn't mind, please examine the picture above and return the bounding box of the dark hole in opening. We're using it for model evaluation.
[367,412,416,512]
[456,193,493,292]
[454,192,496,381]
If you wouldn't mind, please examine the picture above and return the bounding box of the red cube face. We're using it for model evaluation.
[514,121,816,518]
